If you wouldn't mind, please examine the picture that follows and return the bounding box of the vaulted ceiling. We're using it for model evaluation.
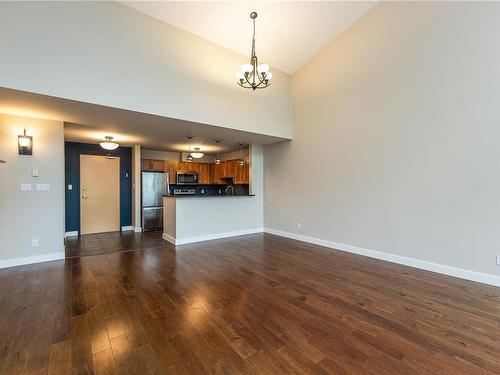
[122,1,378,75]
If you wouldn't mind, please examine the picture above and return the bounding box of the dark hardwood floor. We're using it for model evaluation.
[1,233,499,374]
[65,231,164,258]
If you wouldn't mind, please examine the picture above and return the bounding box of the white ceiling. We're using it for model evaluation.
[123,1,378,75]
[0,88,286,153]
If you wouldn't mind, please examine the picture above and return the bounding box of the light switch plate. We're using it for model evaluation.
[32,239,39,247]
[21,183,32,192]
[68,184,73,190]
[32,169,39,177]
[36,183,50,192]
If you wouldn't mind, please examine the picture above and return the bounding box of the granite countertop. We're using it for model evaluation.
[163,194,255,198]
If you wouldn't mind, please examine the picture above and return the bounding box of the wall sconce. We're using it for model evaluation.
[18,128,33,155]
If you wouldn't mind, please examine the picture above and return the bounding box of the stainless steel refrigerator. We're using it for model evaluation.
[141,172,169,231]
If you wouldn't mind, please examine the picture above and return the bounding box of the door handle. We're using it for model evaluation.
[82,195,89,198]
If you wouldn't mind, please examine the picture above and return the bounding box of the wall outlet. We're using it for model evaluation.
[496,255,500,266]
[32,239,39,247]
[36,183,50,192]
[297,222,301,229]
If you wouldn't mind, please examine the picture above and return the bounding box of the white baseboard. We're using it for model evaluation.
[162,233,176,245]
[64,231,78,238]
[121,226,133,232]
[163,228,263,246]
[264,228,500,287]
[134,226,142,233]
[0,252,66,269]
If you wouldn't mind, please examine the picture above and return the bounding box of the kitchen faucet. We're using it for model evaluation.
[224,185,234,196]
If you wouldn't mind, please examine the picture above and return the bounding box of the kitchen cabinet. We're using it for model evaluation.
[233,157,249,184]
[197,163,210,184]
[153,159,164,171]
[144,158,249,185]
[164,160,177,184]
[211,162,224,184]
[141,159,164,172]
[224,160,235,179]
[141,159,153,171]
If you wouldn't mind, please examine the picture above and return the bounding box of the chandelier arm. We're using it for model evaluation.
[255,83,271,89]
[238,80,253,89]
[238,81,251,89]
[254,75,269,88]
[243,74,255,87]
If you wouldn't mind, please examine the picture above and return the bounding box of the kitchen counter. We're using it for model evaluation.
[163,195,261,245]
[163,194,255,198]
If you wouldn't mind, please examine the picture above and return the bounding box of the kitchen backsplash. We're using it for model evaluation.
[168,184,249,196]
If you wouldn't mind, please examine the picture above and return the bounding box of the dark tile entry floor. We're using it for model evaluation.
[65,230,164,258]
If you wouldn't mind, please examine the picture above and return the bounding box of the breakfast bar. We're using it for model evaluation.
[162,194,261,245]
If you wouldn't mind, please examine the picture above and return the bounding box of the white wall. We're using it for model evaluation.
[265,2,500,281]
[0,113,65,267]
[0,1,292,139]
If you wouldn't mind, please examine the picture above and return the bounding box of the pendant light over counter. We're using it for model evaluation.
[238,142,244,166]
[214,139,221,164]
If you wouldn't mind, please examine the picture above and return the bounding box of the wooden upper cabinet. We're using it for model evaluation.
[211,162,223,184]
[141,159,165,172]
[197,163,210,184]
[141,159,153,171]
[152,159,164,172]
[224,160,235,179]
[233,157,250,184]
[244,157,250,184]
[176,161,189,173]
[164,160,177,184]
[143,157,249,185]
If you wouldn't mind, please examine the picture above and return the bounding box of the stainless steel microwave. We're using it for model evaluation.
[176,172,198,185]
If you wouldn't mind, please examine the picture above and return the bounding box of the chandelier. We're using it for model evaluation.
[236,12,272,90]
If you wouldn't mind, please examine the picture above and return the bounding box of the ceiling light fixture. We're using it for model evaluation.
[236,12,272,91]
[191,147,204,159]
[100,136,119,151]
[214,139,221,164]
[238,142,244,166]
[186,135,194,162]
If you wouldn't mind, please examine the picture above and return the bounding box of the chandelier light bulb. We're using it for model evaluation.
[265,72,273,80]
[257,64,269,73]
[241,64,253,73]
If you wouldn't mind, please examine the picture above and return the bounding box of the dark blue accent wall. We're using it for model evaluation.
[65,142,132,233]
